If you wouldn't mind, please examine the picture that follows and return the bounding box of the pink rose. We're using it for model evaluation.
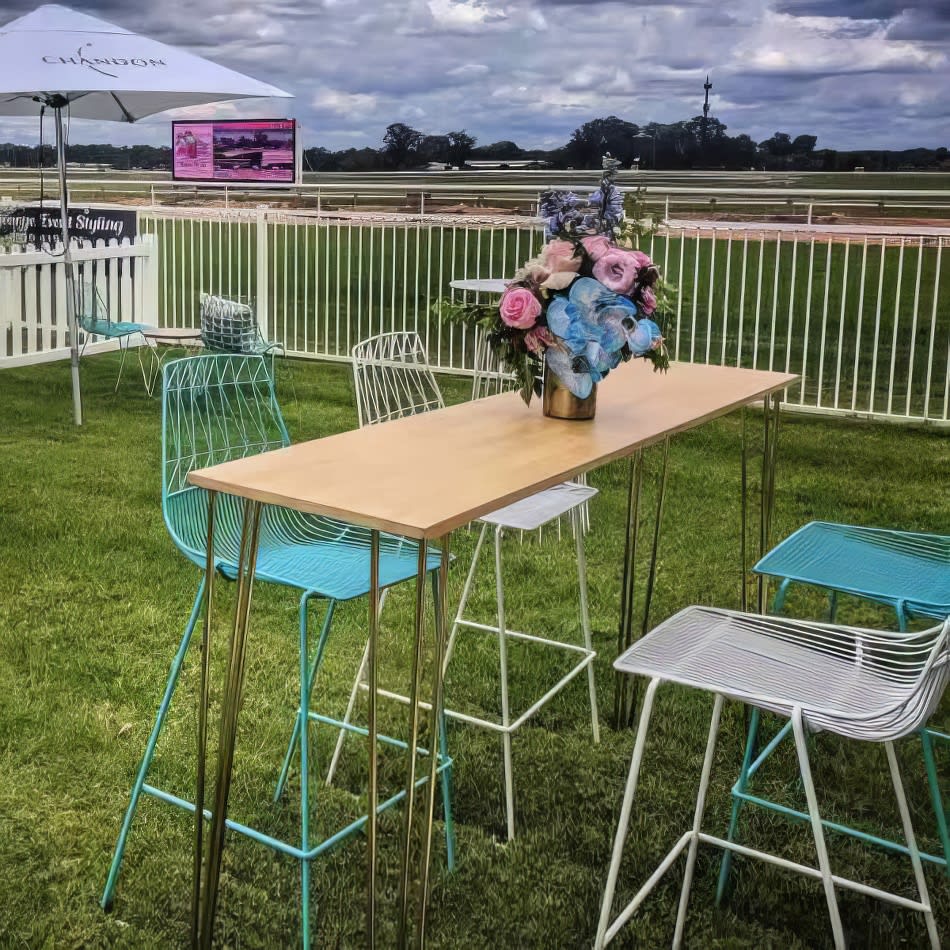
[593,248,639,294]
[499,286,541,329]
[639,286,657,315]
[581,235,613,262]
[541,239,582,274]
[524,325,555,356]
[631,250,653,269]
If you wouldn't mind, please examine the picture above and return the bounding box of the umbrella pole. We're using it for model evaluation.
[54,105,82,426]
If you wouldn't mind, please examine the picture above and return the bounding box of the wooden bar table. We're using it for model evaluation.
[187,360,796,948]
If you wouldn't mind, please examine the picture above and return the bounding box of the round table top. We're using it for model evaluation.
[143,326,203,343]
[449,278,509,294]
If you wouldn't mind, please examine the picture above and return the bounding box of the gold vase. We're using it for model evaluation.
[542,363,597,420]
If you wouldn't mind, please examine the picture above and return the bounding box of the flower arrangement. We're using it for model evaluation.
[442,155,672,407]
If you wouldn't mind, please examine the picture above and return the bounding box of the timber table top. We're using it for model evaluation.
[189,361,797,540]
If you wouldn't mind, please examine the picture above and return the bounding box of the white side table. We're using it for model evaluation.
[449,278,509,294]
[142,326,203,396]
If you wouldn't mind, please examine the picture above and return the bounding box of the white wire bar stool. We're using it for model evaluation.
[595,606,949,949]
[328,331,600,840]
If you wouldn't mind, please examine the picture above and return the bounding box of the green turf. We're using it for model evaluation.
[0,355,946,948]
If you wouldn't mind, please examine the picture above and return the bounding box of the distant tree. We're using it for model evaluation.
[792,134,818,154]
[382,122,424,169]
[304,147,340,172]
[730,134,759,168]
[472,140,524,160]
[446,130,476,167]
[418,134,450,165]
[338,147,383,172]
[565,116,640,169]
[758,132,794,157]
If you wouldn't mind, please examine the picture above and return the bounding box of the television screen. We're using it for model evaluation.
[172,119,297,183]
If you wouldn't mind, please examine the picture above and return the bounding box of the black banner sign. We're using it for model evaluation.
[0,205,137,248]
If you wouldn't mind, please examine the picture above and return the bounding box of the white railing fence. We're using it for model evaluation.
[139,208,948,426]
[0,235,158,367]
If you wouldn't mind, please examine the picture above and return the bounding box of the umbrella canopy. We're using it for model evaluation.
[0,4,292,425]
[0,4,291,120]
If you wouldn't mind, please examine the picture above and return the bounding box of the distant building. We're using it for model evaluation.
[465,160,553,170]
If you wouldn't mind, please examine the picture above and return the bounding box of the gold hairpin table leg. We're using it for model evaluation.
[613,438,670,730]
[193,498,263,950]
[416,538,451,944]
[614,450,642,730]
[741,395,782,736]
[366,530,380,948]
[396,540,430,948]
[389,534,450,949]
[190,490,217,948]
[758,394,781,613]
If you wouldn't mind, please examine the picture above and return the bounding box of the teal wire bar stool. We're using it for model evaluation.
[76,273,155,391]
[100,354,454,946]
[717,520,950,904]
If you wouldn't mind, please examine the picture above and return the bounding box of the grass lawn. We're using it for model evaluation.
[0,354,947,948]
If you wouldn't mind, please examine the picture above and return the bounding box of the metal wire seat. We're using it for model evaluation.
[596,605,948,948]
[757,521,950,627]
[329,331,599,841]
[101,353,453,947]
[617,607,949,740]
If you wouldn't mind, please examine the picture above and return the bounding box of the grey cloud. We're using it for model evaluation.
[773,0,908,17]
[0,0,945,151]
[887,9,950,41]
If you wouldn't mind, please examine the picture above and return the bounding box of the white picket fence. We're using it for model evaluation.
[0,236,158,367]
[138,207,949,426]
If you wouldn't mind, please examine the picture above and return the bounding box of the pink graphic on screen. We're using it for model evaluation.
[173,120,296,182]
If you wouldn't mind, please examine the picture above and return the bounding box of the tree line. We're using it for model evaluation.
[1,115,947,173]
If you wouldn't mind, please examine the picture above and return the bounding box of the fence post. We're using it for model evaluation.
[140,234,159,328]
[256,207,270,339]
[0,250,11,357]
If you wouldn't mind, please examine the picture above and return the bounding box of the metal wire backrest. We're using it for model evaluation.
[471,331,519,400]
[731,610,950,737]
[199,292,262,355]
[161,354,290,563]
[351,332,445,427]
[74,273,109,332]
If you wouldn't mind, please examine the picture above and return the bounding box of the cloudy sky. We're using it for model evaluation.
[0,0,947,152]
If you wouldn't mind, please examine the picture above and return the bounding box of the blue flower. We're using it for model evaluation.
[546,296,596,356]
[628,317,663,356]
[545,345,594,399]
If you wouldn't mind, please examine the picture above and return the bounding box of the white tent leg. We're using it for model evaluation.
[54,104,82,426]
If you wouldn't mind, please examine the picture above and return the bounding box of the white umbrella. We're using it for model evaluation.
[0,3,293,424]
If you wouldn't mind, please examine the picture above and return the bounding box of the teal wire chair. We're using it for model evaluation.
[100,353,454,946]
[717,520,950,903]
[76,274,154,391]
